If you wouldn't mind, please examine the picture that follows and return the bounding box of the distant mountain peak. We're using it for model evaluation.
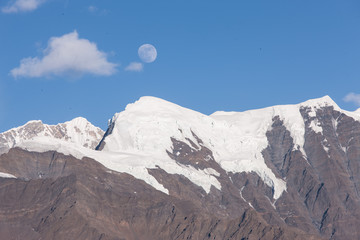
[0,117,104,154]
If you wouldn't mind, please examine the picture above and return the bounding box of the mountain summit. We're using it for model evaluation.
[0,96,359,239]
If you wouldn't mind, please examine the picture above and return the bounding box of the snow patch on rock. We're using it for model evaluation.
[0,172,16,178]
[309,119,323,134]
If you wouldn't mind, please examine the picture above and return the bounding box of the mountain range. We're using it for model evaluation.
[0,96,359,239]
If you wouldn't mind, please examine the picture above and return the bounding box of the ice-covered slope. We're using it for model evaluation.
[0,117,104,154]
[0,172,16,178]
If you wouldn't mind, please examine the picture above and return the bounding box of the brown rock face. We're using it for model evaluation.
[0,148,319,240]
[262,106,360,239]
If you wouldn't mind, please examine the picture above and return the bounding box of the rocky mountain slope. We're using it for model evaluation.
[0,96,359,239]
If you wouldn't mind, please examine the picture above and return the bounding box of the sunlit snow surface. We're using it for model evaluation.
[0,172,16,178]
[11,95,359,200]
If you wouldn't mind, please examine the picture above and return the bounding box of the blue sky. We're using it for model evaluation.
[1,0,360,131]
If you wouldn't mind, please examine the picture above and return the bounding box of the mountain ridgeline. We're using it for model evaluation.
[0,96,359,239]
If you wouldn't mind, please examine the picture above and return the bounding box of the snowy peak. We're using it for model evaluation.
[119,96,201,118]
[299,95,340,110]
[0,117,104,154]
[125,96,182,113]
[103,96,207,154]
[58,117,105,148]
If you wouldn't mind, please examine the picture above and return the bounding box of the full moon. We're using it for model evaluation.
[138,44,157,63]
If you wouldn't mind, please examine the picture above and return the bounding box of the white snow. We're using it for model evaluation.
[309,119,323,134]
[203,167,220,177]
[239,186,246,202]
[341,146,347,153]
[332,117,339,132]
[321,139,330,156]
[0,172,16,178]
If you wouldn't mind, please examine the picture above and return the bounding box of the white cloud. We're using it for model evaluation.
[10,31,117,78]
[87,5,108,15]
[125,62,143,72]
[88,5,97,13]
[2,0,46,13]
[343,92,360,106]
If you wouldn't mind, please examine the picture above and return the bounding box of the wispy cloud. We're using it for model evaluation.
[87,5,108,15]
[88,5,97,13]
[10,30,117,78]
[125,62,143,72]
[2,0,46,13]
[343,92,360,106]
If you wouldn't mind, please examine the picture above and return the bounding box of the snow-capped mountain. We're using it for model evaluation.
[0,117,104,154]
[1,96,360,240]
